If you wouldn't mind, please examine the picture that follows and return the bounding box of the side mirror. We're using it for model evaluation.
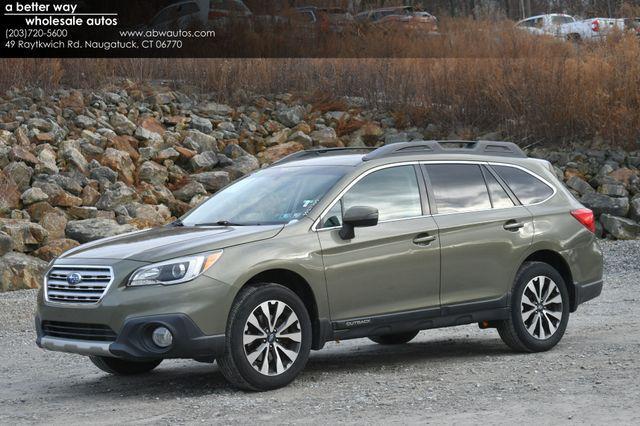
[339,206,379,240]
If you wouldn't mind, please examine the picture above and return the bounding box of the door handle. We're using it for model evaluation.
[503,220,525,231]
[413,234,437,245]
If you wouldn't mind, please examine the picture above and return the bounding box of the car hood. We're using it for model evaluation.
[60,225,284,262]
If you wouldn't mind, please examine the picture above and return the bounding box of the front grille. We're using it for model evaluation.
[45,266,113,304]
[42,321,117,341]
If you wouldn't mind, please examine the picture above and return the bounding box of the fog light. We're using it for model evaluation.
[151,326,173,348]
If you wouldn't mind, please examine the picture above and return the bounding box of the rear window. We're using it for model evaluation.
[492,165,554,205]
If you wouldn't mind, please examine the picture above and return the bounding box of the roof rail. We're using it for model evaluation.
[273,147,376,165]
[362,140,526,161]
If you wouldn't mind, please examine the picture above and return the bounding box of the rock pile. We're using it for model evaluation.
[0,84,639,291]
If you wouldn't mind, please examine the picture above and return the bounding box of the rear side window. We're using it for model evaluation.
[425,164,491,214]
[482,166,515,209]
[492,165,554,205]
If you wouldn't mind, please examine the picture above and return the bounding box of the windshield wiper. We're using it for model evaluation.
[194,220,247,227]
[169,219,184,227]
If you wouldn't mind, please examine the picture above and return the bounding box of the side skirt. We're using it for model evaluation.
[327,295,509,342]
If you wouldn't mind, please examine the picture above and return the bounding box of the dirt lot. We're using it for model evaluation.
[1,240,639,425]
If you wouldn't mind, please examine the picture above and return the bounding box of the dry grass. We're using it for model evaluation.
[1,19,639,147]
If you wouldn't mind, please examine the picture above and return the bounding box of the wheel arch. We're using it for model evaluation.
[242,268,331,350]
[522,250,576,311]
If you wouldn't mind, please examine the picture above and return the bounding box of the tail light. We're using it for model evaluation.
[571,209,596,233]
[591,19,600,32]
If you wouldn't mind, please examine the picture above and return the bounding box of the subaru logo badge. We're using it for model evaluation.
[67,273,82,285]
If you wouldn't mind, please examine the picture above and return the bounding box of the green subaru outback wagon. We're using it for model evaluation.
[36,141,603,391]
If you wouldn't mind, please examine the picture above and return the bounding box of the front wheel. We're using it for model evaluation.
[89,356,161,375]
[217,284,312,391]
[497,261,570,352]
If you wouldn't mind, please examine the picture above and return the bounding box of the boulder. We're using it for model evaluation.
[224,155,260,179]
[0,219,48,252]
[100,147,135,186]
[310,127,339,147]
[155,147,180,162]
[65,219,137,243]
[110,113,136,135]
[173,181,207,202]
[580,193,629,217]
[0,252,48,291]
[21,187,49,205]
[10,146,39,165]
[190,151,219,171]
[275,105,306,127]
[565,176,594,195]
[81,185,101,206]
[0,231,13,256]
[600,214,640,240]
[190,115,213,133]
[192,171,231,192]
[598,183,628,198]
[40,211,68,240]
[0,171,21,213]
[3,162,33,192]
[124,203,172,228]
[630,195,640,222]
[138,161,169,186]
[95,182,138,211]
[61,147,88,174]
[287,130,313,149]
[258,141,304,164]
[33,238,80,262]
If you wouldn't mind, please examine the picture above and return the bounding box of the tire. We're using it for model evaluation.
[369,331,419,345]
[497,261,570,353]
[89,356,161,375]
[217,283,312,391]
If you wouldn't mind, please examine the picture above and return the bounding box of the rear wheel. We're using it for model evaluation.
[217,284,312,391]
[369,331,419,345]
[89,356,161,375]
[497,261,570,352]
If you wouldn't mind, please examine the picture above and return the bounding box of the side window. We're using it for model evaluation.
[321,165,422,227]
[482,166,515,209]
[322,200,343,228]
[424,164,491,214]
[492,165,554,205]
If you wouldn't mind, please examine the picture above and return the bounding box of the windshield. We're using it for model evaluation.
[182,166,350,226]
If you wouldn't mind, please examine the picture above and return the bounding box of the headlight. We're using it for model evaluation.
[128,251,223,287]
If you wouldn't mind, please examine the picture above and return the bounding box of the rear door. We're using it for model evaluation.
[317,164,440,321]
[423,162,534,308]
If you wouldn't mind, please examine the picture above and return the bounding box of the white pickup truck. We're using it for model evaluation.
[516,13,625,41]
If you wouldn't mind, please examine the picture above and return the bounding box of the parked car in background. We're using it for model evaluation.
[145,0,208,31]
[516,13,624,41]
[286,6,355,33]
[356,6,438,33]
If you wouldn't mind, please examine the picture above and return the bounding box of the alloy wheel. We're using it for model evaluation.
[520,275,563,340]
[242,300,302,376]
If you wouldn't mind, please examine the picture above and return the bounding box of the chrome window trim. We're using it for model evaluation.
[486,161,557,207]
[311,159,557,231]
[44,265,115,308]
[311,161,422,232]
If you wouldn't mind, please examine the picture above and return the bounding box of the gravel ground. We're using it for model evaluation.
[1,240,639,425]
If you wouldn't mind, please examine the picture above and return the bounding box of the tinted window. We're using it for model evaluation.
[482,166,515,209]
[425,164,491,214]
[492,165,554,205]
[325,165,422,225]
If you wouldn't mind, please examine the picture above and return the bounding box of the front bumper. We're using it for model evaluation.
[36,313,226,360]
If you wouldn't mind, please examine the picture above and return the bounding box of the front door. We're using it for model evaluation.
[316,164,440,321]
